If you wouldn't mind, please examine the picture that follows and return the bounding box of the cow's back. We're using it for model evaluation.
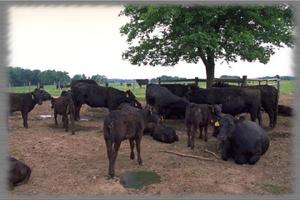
[9,93,34,113]
[233,121,267,153]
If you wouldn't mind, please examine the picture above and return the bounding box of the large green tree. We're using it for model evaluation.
[120,5,294,88]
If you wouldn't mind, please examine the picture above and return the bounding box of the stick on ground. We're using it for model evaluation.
[159,150,215,161]
[204,149,220,159]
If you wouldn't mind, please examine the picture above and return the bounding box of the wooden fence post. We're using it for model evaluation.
[276,75,281,94]
[241,75,247,87]
[195,77,199,86]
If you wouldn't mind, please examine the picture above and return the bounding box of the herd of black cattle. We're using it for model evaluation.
[7,79,292,190]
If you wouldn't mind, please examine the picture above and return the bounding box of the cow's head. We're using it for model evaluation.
[32,88,45,105]
[125,90,142,109]
[215,114,238,141]
[144,105,161,124]
[50,97,56,108]
[35,88,52,101]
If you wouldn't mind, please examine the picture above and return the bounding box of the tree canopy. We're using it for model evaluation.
[120,5,294,87]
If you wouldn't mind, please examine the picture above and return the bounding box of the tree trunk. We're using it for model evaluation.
[205,59,215,89]
[200,51,215,89]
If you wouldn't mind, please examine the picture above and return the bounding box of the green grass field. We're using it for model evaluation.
[7,80,294,101]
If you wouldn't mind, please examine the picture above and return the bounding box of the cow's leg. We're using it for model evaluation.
[250,108,259,125]
[204,125,208,142]
[109,140,121,178]
[74,103,82,121]
[199,126,203,139]
[190,125,197,150]
[129,139,135,160]
[248,152,261,165]
[268,109,274,128]
[65,114,69,132]
[273,105,278,127]
[234,153,247,165]
[257,107,262,126]
[21,112,28,128]
[62,114,66,129]
[135,135,143,165]
[105,139,113,177]
[54,110,58,126]
[221,140,231,161]
[69,112,75,135]
[186,125,191,147]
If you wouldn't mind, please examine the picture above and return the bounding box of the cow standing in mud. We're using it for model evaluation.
[212,82,279,128]
[103,104,160,178]
[185,103,222,149]
[146,84,189,119]
[9,88,52,128]
[71,80,141,121]
[185,87,262,125]
[50,92,76,134]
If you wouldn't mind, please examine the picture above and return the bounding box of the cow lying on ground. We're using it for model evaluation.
[214,114,270,165]
[212,82,279,128]
[71,81,142,121]
[103,105,159,178]
[185,103,222,149]
[9,88,52,128]
[8,157,31,190]
[278,104,293,116]
[185,87,262,125]
[50,93,75,134]
[146,84,189,119]
[144,122,178,143]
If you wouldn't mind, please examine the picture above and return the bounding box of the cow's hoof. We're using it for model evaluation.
[130,154,135,160]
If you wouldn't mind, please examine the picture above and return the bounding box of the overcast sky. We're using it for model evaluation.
[8,5,295,79]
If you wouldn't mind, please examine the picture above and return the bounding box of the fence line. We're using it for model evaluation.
[158,75,281,93]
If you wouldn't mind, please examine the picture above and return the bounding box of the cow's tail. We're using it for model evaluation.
[274,88,279,126]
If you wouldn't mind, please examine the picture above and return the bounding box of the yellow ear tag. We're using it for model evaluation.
[214,121,220,127]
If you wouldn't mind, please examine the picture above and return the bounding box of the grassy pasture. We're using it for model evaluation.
[7,80,294,101]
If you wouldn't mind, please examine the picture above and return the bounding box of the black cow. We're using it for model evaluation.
[71,79,98,87]
[185,87,262,125]
[278,104,293,116]
[214,114,270,165]
[212,82,279,128]
[144,122,179,143]
[71,82,142,120]
[146,84,189,119]
[9,88,52,128]
[185,103,222,149]
[160,84,198,97]
[103,106,159,178]
[51,93,76,134]
[8,157,31,190]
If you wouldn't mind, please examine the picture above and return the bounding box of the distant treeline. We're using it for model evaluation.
[7,66,294,87]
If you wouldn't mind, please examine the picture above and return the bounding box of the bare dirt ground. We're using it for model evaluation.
[9,94,294,196]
